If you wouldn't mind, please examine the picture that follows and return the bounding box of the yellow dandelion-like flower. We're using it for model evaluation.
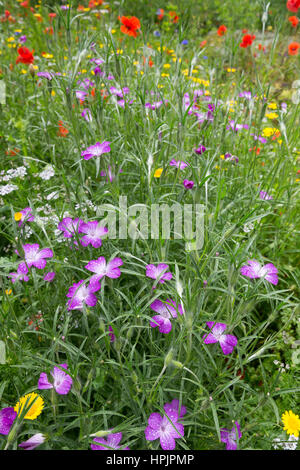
[282,410,300,437]
[262,127,279,138]
[14,212,22,221]
[14,392,44,420]
[267,102,277,110]
[154,168,163,178]
[265,112,278,120]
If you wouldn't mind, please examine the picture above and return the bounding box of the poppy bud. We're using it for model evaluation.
[29,63,35,77]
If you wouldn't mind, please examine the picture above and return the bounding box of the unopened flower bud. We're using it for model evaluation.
[164,349,174,367]
[29,64,35,77]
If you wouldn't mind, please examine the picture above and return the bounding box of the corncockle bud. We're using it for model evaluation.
[164,349,174,367]
[91,430,110,438]
[171,360,184,369]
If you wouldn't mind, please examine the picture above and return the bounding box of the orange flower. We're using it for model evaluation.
[44,26,53,35]
[288,15,299,26]
[120,16,140,37]
[143,56,154,67]
[217,25,227,36]
[288,41,300,55]
[49,13,56,22]
[20,0,30,7]
[200,40,207,48]
[58,121,69,137]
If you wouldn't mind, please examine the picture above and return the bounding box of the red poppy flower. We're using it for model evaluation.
[288,41,300,55]
[169,11,179,23]
[120,16,141,37]
[16,47,34,64]
[20,0,30,7]
[200,40,207,48]
[288,15,299,27]
[287,0,300,12]
[240,34,256,48]
[217,25,227,36]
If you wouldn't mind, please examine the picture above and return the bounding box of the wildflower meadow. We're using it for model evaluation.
[0,0,300,453]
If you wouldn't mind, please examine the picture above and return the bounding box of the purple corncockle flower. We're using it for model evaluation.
[240,260,278,285]
[38,363,72,395]
[91,432,130,450]
[76,90,88,101]
[19,433,46,450]
[17,244,53,270]
[259,191,273,200]
[109,86,130,98]
[145,100,168,110]
[203,322,238,355]
[194,145,206,155]
[169,159,188,170]
[66,279,101,311]
[183,179,194,189]
[79,221,108,248]
[0,407,17,435]
[145,406,184,450]
[220,421,242,450]
[164,399,187,418]
[150,299,184,334]
[227,120,249,132]
[85,257,123,283]
[9,263,29,283]
[81,108,92,122]
[224,153,239,164]
[77,78,95,90]
[146,264,172,284]
[250,134,267,144]
[37,71,53,81]
[117,98,134,108]
[57,217,84,239]
[108,326,115,342]
[19,35,27,44]
[239,91,252,100]
[43,271,55,282]
[94,66,104,77]
[81,141,111,160]
[17,207,34,227]
[90,58,104,65]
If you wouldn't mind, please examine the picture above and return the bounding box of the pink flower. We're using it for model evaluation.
[17,244,53,270]
[38,363,72,395]
[150,299,183,334]
[66,278,101,311]
[85,256,123,283]
[240,260,278,285]
[79,221,108,248]
[146,263,172,284]
[19,433,45,450]
[220,421,242,450]
[145,405,184,450]
[203,322,238,355]
[91,432,129,450]
[81,141,111,160]
[183,179,194,189]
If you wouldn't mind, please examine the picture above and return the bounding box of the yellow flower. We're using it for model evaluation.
[154,168,163,178]
[5,289,12,295]
[161,73,169,77]
[14,393,44,420]
[14,212,22,221]
[282,410,300,437]
[267,102,277,110]
[262,127,279,137]
[265,112,278,120]
[42,53,53,59]
[163,64,171,69]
